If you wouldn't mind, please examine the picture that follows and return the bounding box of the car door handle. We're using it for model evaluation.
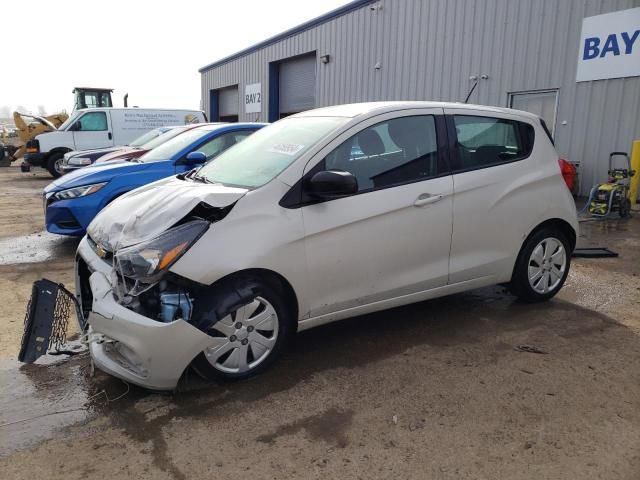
[414,193,444,207]
[108,132,112,140]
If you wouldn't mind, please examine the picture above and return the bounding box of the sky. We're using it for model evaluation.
[0,0,351,117]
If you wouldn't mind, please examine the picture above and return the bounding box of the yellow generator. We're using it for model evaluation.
[588,152,635,217]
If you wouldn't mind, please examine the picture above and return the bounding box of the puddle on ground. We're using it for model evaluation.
[0,231,79,265]
[0,355,130,457]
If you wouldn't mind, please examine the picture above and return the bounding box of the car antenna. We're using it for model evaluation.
[463,75,489,103]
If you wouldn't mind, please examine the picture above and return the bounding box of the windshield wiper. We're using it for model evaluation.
[192,175,212,184]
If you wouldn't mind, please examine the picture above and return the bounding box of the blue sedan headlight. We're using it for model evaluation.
[53,182,108,201]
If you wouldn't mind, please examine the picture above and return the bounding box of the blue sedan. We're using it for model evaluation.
[44,123,265,236]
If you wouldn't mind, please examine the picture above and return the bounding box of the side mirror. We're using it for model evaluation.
[70,122,81,132]
[307,170,358,199]
[185,151,207,164]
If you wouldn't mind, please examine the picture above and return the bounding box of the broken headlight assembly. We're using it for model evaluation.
[114,220,209,284]
[53,182,108,200]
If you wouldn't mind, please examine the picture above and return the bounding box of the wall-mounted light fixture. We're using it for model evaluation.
[320,54,331,64]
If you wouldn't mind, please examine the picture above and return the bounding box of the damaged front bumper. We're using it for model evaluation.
[77,237,216,390]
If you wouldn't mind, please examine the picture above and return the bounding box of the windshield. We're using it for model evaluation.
[58,111,82,131]
[197,116,349,188]
[140,126,190,150]
[129,128,167,147]
[139,127,209,162]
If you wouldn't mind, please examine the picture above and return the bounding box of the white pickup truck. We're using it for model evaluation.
[24,107,207,177]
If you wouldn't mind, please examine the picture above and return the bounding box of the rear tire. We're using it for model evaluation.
[46,152,65,178]
[509,228,571,303]
[191,275,294,381]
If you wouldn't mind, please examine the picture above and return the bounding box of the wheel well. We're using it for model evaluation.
[510,218,576,283]
[529,218,577,252]
[210,268,299,321]
[47,148,72,161]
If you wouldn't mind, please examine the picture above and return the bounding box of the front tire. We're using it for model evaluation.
[192,276,294,381]
[509,228,571,303]
[46,152,66,178]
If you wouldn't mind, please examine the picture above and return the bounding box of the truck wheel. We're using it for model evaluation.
[191,275,295,381]
[46,152,66,178]
[509,228,571,303]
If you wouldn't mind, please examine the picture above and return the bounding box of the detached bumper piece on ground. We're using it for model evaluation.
[18,279,85,363]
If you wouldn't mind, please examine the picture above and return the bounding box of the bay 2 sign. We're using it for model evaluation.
[245,83,261,114]
[576,7,640,82]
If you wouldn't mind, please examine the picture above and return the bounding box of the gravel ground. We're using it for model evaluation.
[0,167,638,479]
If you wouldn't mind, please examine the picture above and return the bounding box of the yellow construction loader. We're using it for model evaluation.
[9,111,69,160]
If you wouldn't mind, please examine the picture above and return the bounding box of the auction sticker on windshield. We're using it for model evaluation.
[268,143,305,156]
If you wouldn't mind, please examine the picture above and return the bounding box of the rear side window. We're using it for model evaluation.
[324,115,440,192]
[452,115,534,171]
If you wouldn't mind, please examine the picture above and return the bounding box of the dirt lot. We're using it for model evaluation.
[0,166,639,479]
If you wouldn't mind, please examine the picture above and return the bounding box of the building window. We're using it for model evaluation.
[509,89,558,138]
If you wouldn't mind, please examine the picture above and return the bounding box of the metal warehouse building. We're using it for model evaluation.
[200,0,640,195]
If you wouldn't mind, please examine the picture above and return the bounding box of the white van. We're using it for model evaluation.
[24,108,207,177]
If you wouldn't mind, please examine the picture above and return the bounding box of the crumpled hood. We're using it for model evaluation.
[87,175,248,250]
[45,160,151,193]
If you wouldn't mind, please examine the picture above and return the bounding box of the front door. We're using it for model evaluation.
[72,111,113,150]
[300,110,453,318]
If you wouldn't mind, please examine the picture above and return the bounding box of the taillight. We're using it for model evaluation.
[558,158,576,192]
[25,139,39,154]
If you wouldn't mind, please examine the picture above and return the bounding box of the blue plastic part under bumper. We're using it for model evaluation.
[45,195,105,236]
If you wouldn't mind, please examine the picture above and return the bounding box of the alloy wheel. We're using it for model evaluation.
[54,158,65,175]
[527,237,566,294]
[204,296,279,374]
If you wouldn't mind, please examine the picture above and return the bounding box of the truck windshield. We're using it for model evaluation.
[58,112,82,131]
[197,116,349,188]
[139,127,209,162]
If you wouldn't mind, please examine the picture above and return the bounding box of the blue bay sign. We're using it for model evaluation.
[582,30,639,59]
[576,7,640,82]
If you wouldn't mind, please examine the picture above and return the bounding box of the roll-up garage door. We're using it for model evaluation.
[219,86,239,122]
[279,54,316,117]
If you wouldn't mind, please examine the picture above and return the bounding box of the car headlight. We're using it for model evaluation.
[114,220,209,282]
[68,157,93,166]
[53,182,107,201]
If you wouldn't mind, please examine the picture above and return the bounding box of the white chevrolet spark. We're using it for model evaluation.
[76,102,578,390]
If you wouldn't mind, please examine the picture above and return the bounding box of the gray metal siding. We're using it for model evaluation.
[201,0,640,194]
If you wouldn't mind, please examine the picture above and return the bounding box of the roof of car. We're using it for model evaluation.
[187,122,268,132]
[292,102,540,122]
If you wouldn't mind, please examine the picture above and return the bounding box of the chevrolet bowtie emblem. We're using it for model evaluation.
[95,244,108,258]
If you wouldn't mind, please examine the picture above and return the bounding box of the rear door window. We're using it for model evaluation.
[451,115,534,171]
